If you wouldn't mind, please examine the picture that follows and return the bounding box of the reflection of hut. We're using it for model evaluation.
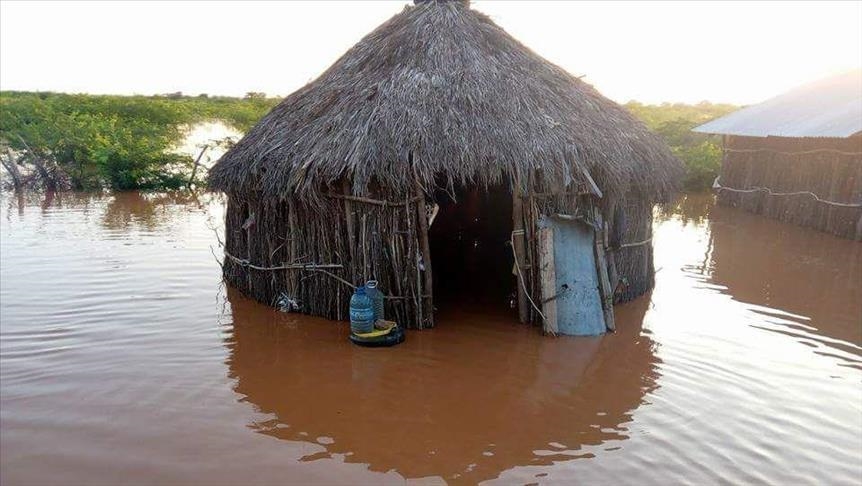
[209,0,681,332]
[224,287,659,483]
[695,70,862,240]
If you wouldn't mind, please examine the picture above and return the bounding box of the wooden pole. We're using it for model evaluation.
[361,213,369,281]
[537,225,557,335]
[286,200,298,298]
[327,193,419,207]
[405,195,421,328]
[604,201,620,298]
[524,191,537,323]
[244,204,253,292]
[415,245,423,328]
[592,208,616,332]
[512,180,529,324]
[604,220,620,298]
[342,179,356,265]
[414,179,434,328]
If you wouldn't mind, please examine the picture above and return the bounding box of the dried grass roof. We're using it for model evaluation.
[209,0,682,202]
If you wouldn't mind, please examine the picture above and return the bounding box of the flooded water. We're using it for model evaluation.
[1,191,860,485]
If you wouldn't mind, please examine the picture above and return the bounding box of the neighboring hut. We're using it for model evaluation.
[695,70,862,239]
[208,0,682,334]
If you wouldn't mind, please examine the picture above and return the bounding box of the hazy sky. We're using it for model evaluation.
[1,1,860,104]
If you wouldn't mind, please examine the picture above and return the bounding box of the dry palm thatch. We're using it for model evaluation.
[209,1,682,203]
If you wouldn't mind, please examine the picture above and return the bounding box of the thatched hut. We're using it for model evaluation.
[208,0,682,333]
[695,70,862,239]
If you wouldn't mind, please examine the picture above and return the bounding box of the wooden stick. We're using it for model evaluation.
[604,201,620,301]
[578,166,603,199]
[245,205,253,291]
[604,219,620,298]
[512,179,529,324]
[342,179,356,265]
[537,225,557,335]
[592,208,616,332]
[308,268,355,290]
[407,195,421,328]
[414,178,434,328]
[223,251,343,271]
[186,144,209,189]
[522,188,533,324]
[361,212,369,281]
[326,193,420,207]
[527,192,541,324]
[287,200,299,298]
[520,190,593,199]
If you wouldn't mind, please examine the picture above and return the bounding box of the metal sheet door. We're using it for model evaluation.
[538,216,606,336]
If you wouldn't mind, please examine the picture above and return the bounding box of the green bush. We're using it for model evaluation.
[0,91,279,190]
[626,101,737,192]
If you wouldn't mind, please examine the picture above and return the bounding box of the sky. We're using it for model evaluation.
[1,0,860,105]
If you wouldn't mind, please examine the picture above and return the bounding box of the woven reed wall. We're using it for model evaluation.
[221,182,659,329]
[718,135,862,239]
[611,200,655,303]
[223,191,425,328]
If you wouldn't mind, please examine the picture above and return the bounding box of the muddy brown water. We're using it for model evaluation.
[1,191,860,485]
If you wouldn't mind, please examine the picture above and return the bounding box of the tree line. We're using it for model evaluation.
[0,91,736,192]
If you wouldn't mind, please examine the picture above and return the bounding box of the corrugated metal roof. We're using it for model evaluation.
[693,70,862,138]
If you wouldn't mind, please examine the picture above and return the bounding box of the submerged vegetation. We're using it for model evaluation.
[0,91,734,192]
[0,91,278,190]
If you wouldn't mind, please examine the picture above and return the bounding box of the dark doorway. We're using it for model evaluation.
[428,184,515,313]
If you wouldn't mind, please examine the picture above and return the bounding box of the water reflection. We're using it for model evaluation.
[4,190,211,228]
[4,190,48,217]
[223,287,660,483]
[656,192,715,227]
[101,192,208,231]
[664,194,862,361]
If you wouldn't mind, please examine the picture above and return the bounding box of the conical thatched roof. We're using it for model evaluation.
[209,0,682,201]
